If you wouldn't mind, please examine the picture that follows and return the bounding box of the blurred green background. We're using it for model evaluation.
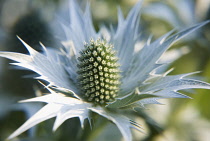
[0,0,210,141]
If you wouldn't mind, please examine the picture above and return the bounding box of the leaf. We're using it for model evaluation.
[153,90,190,99]
[143,2,180,27]
[106,93,157,109]
[20,93,83,106]
[0,38,80,95]
[140,72,198,93]
[53,102,91,131]
[136,72,210,105]
[136,98,162,105]
[90,106,142,141]
[134,78,210,106]
[166,79,210,90]
[56,0,98,56]
[121,21,210,95]
[9,92,92,139]
[111,1,142,73]
[8,103,63,140]
[143,0,196,28]
[50,86,81,99]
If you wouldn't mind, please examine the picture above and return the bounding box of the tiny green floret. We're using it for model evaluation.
[77,39,121,105]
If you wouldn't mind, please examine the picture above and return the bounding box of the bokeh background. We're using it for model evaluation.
[0,0,210,141]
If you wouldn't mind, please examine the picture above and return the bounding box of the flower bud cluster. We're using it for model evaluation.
[77,40,121,105]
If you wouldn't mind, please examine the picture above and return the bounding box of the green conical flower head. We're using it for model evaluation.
[77,39,121,105]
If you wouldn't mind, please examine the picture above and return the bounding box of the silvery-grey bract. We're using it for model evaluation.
[0,0,210,141]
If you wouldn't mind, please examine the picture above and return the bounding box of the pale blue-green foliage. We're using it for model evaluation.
[0,0,210,141]
[120,21,209,95]
[143,0,196,28]
[7,92,91,139]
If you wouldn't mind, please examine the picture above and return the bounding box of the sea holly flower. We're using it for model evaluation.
[0,0,210,141]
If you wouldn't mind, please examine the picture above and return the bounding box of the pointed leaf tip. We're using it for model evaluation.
[90,107,133,141]
[8,104,62,139]
[16,36,37,56]
[106,94,158,109]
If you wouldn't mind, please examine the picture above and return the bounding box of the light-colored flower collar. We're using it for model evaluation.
[0,0,209,141]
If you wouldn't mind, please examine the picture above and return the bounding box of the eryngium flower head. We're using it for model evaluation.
[77,39,121,105]
[0,0,209,141]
